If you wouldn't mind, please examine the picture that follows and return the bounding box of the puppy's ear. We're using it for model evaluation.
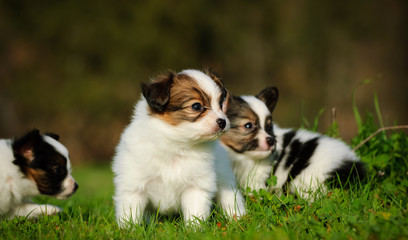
[141,71,175,114]
[220,88,229,113]
[45,132,60,141]
[256,87,279,113]
[12,129,43,167]
[203,68,224,89]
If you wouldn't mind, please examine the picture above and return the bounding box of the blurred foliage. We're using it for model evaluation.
[0,0,407,162]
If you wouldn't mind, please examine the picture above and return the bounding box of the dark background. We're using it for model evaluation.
[1,0,407,163]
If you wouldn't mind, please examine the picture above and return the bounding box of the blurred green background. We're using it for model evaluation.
[1,0,407,163]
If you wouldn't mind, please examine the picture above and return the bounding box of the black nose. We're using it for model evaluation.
[73,182,79,193]
[266,137,276,147]
[216,118,226,130]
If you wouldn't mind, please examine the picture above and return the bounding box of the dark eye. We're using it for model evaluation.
[244,122,253,129]
[265,116,273,134]
[192,102,202,111]
[265,124,273,134]
[53,166,64,175]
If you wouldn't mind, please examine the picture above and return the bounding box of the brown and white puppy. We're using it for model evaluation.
[113,69,245,227]
[0,130,78,218]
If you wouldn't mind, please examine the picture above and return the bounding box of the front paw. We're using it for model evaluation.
[43,205,62,215]
[11,203,63,219]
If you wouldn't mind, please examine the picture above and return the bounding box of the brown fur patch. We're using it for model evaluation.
[203,68,223,90]
[27,168,50,194]
[221,96,261,153]
[158,73,213,125]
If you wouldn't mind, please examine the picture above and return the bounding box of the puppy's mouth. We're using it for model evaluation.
[251,149,273,154]
[55,182,79,200]
[55,193,72,200]
[245,147,275,159]
[203,129,227,139]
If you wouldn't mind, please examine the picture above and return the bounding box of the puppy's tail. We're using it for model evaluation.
[326,160,366,188]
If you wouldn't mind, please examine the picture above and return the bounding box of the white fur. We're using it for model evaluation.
[213,143,246,217]
[218,141,273,192]
[0,137,75,218]
[43,136,70,161]
[113,70,245,227]
[222,95,361,199]
[241,95,270,130]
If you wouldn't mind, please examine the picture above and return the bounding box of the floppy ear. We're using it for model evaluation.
[141,71,175,114]
[256,87,279,113]
[45,132,60,141]
[203,68,224,89]
[12,129,42,166]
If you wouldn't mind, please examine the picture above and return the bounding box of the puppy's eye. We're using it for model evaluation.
[191,102,202,111]
[265,116,273,134]
[244,122,253,129]
[53,166,64,175]
[265,124,273,134]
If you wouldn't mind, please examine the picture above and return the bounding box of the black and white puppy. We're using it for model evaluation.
[218,87,365,198]
[0,129,78,218]
[113,69,245,227]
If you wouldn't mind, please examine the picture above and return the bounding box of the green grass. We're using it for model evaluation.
[1,116,408,239]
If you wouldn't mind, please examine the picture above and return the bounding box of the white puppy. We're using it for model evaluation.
[0,130,78,218]
[113,69,245,227]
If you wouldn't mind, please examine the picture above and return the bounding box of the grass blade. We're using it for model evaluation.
[352,78,372,133]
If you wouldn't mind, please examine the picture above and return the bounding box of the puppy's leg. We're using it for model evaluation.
[10,203,61,219]
[115,191,148,227]
[215,156,246,218]
[217,185,246,218]
[181,187,212,226]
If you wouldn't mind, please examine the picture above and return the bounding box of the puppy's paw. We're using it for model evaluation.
[42,204,63,215]
[11,203,63,218]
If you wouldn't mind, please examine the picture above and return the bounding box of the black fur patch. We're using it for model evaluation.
[272,130,296,175]
[326,160,366,187]
[219,88,228,110]
[12,129,68,196]
[256,87,279,113]
[141,71,175,114]
[264,115,274,136]
[282,137,319,189]
[12,129,42,175]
